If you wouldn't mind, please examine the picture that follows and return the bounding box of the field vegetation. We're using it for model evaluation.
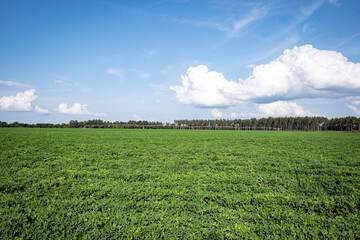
[0,128,359,239]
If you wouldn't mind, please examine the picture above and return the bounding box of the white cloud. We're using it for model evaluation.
[57,103,105,116]
[231,112,245,118]
[229,6,268,37]
[211,109,223,118]
[329,0,341,6]
[170,65,241,107]
[257,101,315,117]
[0,80,31,88]
[54,80,65,84]
[170,45,360,107]
[34,105,49,114]
[0,89,38,111]
[106,68,124,80]
[300,0,324,19]
[335,33,360,48]
[346,96,360,105]
[230,112,237,118]
[132,114,142,121]
[347,105,360,115]
[139,73,150,79]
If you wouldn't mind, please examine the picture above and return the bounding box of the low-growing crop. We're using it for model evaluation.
[0,128,359,239]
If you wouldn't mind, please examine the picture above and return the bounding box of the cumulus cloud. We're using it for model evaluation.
[256,101,316,117]
[57,103,105,116]
[170,65,241,107]
[132,114,142,121]
[231,112,246,118]
[211,109,223,118]
[34,105,49,114]
[347,105,360,115]
[170,45,360,107]
[0,80,31,88]
[0,89,38,111]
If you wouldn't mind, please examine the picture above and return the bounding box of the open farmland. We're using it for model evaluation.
[0,128,359,239]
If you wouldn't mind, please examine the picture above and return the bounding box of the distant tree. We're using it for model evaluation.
[0,121,9,127]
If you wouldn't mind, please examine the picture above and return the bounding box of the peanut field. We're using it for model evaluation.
[0,128,359,239]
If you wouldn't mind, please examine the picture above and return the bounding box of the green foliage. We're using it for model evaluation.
[1,116,360,131]
[0,129,359,239]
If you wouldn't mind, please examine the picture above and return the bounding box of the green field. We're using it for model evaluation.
[1,128,359,239]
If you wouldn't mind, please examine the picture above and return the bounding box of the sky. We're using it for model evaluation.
[1,0,360,124]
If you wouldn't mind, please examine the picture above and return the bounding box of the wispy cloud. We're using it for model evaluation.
[54,75,70,82]
[0,80,31,88]
[347,105,360,115]
[119,2,230,34]
[106,68,125,81]
[146,50,155,59]
[300,0,324,19]
[160,65,176,75]
[276,1,323,37]
[139,73,150,79]
[273,0,323,38]
[126,1,268,41]
[329,0,341,7]
[53,75,79,86]
[213,5,268,47]
[228,6,268,37]
[247,1,324,62]
[335,32,360,48]
[139,50,156,59]
[247,35,299,63]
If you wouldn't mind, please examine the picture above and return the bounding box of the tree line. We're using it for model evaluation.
[174,116,360,131]
[1,116,360,131]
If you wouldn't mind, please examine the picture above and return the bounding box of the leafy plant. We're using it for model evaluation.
[0,129,359,239]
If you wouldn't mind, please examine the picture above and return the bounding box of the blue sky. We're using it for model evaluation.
[1,0,360,123]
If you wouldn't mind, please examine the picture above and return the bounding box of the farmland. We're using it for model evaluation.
[0,128,359,239]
